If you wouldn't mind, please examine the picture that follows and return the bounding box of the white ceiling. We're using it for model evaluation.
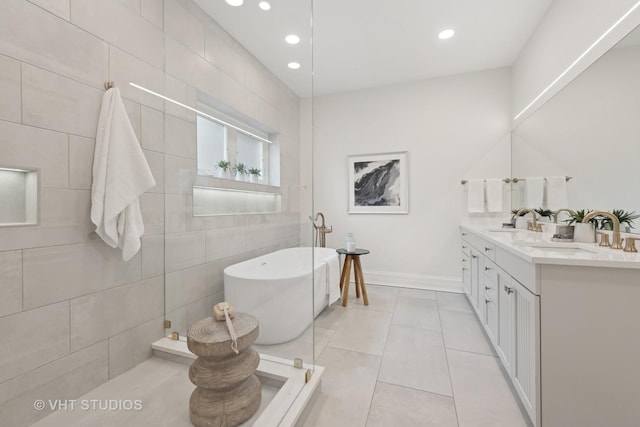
[195,0,553,97]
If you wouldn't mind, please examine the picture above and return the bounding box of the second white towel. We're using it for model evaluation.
[525,177,544,208]
[546,176,568,210]
[485,179,503,213]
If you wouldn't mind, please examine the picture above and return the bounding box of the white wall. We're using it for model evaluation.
[302,68,512,290]
[512,0,640,123]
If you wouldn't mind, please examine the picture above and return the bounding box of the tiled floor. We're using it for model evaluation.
[33,286,530,427]
[304,285,531,427]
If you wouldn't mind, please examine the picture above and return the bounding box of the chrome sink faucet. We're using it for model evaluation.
[582,210,623,250]
[517,208,542,232]
[313,212,332,247]
[553,208,576,223]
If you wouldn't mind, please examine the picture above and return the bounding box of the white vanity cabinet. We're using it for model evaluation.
[461,225,640,427]
[461,230,540,426]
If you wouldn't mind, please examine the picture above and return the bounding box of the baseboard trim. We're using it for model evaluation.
[363,270,463,293]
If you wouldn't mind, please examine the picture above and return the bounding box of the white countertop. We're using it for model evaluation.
[461,224,640,269]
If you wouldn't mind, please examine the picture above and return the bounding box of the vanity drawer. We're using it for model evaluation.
[462,231,496,261]
[483,258,499,285]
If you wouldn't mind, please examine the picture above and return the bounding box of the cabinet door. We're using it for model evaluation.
[462,252,471,297]
[469,249,480,310]
[482,274,498,346]
[497,270,515,374]
[512,279,538,424]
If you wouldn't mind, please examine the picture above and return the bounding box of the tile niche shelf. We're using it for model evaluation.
[192,185,282,216]
[0,166,39,227]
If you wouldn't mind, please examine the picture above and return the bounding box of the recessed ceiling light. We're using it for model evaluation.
[288,62,301,70]
[225,0,243,6]
[438,29,455,40]
[285,34,300,45]
[258,1,271,10]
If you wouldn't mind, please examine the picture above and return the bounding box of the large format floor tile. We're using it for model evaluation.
[392,295,441,331]
[378,325,452,396]
[447,349,529,427]
[436,291,473,313]
[327,307,392,356]
[254,325,335,363]
[366,382,458,427]
[439,309,494,355]
[314,301,351,331]
[349,284,398,313]
[304,347,382,427]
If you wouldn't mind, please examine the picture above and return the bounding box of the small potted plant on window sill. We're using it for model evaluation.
[511,208,529,229]
[215,160,231,179]
[567,209,597,243]
[233,163,248,181]
[534,208,554,222]
[248,167,261,183]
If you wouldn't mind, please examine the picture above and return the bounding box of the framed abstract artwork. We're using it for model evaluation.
[347,151,408,214]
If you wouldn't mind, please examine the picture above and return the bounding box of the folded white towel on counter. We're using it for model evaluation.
[91,88,156,261]
[525,177,544,209]
[467,179,485,213]
[546,176,568,210]
[485,179,503,213]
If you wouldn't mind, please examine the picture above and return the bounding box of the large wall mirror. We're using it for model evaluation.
[511,24,640,232]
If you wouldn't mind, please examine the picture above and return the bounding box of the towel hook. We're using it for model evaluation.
[104,81,115,90]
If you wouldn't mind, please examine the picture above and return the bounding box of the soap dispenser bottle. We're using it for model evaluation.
[345,233,356,252]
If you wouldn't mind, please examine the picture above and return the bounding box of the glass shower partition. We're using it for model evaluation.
[158,1,316,425]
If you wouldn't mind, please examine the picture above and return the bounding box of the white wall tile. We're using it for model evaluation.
[0,302,69,384]
[165,261,220,312]
[110,46,165,111]
[0,250,22,317]
[0,55,21,123]
[165,194,187,234]
[164,307,187,337]
[0,120,68,189]
[0,0,107,88]
[22,64,102,138]
[70,0,164,69]
[163,154,196,194]
[140,192,164,236]
[141,0,163,29]
[164,114,196,159]
[122,98,142,141]
[22,241,141,310]
[219,72,253,120]
[70,276,163,351]
[186,291,223,329]
[0,188,93,252]
[27,0,71,20]
[108,316,164,378]
[205,226,246,262]
[117,0,141,14]
[141,106,164,152]
[143,149,164,194]
[165,230,205,273]
[165,0,204,57]
[0,341,108,427]
[141,235,164,278]
[165,35,220,99]
[69,135,94,190]
[163,74,190,120]
[204,29,245,85]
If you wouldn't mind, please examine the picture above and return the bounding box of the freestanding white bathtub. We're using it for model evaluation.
[224,247,340,345]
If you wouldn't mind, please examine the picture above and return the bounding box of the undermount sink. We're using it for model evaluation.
[515,241,598,255]
[488,228,520,233]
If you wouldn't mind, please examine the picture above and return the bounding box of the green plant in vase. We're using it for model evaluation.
[233,163,247,181]
[248,167,261,183]
[600,209,640,231]
[215,160,231,178]
[566,209,600,227]
[534,208,554,221]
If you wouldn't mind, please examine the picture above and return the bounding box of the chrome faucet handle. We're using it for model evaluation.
[624,237,638,253]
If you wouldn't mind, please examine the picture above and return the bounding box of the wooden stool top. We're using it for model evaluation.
[187,313,259,358]
[336,248,370,256]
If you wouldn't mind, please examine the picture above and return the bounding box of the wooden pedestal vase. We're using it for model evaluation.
[187,313,261,427]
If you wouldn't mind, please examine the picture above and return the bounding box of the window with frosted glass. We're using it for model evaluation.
[196,115,227,175]
[236,133,263,173]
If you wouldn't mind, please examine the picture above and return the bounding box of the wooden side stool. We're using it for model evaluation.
[336,248,370,307]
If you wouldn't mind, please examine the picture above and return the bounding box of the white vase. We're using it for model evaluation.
[573,222,596,243]
[515,217,528,229]
[249,174,258,183]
